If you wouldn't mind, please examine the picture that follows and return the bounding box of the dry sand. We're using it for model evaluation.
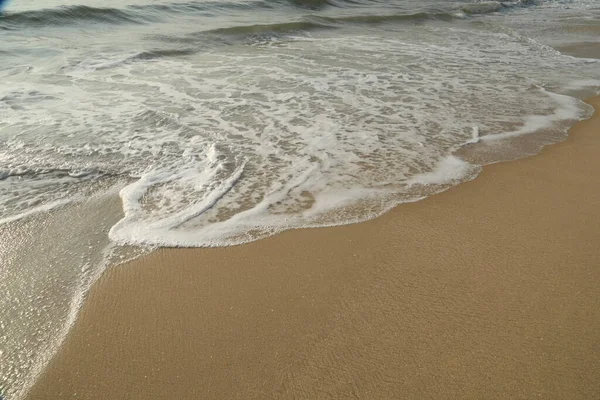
[27,98,600,399]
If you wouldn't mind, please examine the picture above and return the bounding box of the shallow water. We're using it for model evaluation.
[1,0,600,398]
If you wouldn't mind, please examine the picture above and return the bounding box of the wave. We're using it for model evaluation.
[195,11,468,40]
[0,0,280,29]
[129,48,197,61]
[201,20,334,38]
[190,0,542,41]
[0,0,536,30]
[460,0,537,15]
[148,11,461,45]
[0,5,156,28]
[0,1,261,29]
[285,0,364,10]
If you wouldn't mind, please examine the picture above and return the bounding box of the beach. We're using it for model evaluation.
[24,97,600,399]
[3,1,600,398]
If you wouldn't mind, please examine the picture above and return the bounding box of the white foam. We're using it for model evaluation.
[481,90,588,142]
[2,6,599,250]
[109,144,247,246]
[467,126,480,144]
[408,156,476,186]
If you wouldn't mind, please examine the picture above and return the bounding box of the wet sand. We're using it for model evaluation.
[26,97,600,400]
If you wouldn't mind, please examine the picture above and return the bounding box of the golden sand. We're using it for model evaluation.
[27,98,600,399]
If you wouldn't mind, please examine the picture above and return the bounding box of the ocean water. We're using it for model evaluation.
[1,0,599,398]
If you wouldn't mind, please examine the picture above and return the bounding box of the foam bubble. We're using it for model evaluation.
[467,126,480,144]
[480,90,589,142]
[408,156,476,186]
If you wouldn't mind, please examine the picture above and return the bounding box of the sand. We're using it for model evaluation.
[25,97,600,400]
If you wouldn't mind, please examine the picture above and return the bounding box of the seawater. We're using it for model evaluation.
[1,0,600,398]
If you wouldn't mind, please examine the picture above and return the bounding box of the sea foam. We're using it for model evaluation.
[2,22,598,249]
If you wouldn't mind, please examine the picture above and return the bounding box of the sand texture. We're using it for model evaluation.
[26,98,600,399]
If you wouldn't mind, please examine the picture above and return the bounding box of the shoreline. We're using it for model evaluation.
[24,96,600,399]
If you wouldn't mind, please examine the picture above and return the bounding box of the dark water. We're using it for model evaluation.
[0,0,535,27]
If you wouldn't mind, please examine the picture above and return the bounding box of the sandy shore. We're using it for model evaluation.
[26,97,600,400]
